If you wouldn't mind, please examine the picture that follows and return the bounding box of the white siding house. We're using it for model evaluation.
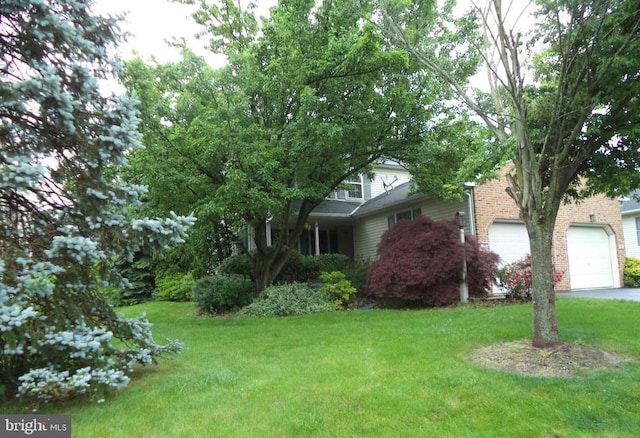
[622,194,640,258]
[291,161,625,291]
[352,187,468,261]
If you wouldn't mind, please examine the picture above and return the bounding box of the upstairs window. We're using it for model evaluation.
[345,175,363,199]
[387,208,421,229]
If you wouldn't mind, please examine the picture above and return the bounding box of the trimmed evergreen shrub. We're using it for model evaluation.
[218,253,253,278]
[365,217,499,306]
[315,254,352,274]
[192,274,254,314]
[623,257,640,287]
[315,254,369,294]
[238,283,335,317]
[274,251,320,284]
[154,272,196,302]
[217,250,319,285]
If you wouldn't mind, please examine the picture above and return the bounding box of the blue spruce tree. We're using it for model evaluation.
[0,0,194,404]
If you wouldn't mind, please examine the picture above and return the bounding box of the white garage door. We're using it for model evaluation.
[488,222,530,265]
[488,222,531,295]
[567,226,615,289]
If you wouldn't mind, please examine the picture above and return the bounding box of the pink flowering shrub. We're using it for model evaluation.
[495,254,564,300]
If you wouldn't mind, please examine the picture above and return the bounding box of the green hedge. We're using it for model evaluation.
[192,274,254,314]
[217,251,369,292]
[624,257,640,287]
[154,272,196,302]
[238,283,335,317]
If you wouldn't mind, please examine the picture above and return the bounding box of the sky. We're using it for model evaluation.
[92,0,276,64]
[91,1,533,60]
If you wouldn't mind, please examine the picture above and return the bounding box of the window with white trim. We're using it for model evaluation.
[387,208,422,228]
[345,175,363,199]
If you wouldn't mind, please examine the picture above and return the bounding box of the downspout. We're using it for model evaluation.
[465,184,476,236]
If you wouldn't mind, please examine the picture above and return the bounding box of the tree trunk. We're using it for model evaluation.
[527,222,560,348]
[250,200,322,293]
[253,254,273,293]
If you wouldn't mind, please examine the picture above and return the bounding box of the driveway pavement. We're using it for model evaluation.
[556,288,640,302]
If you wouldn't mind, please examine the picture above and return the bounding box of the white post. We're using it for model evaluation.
[266,221,272,247]
[460,227,469,303]
[314,221,320,256]
[247,226,255,251]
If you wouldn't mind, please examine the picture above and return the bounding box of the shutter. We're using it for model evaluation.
[364,178,372,199]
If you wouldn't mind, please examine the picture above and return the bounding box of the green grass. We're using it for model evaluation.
[3,299,640,437]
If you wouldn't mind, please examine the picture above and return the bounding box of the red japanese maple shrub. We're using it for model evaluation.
[365,216,499,306]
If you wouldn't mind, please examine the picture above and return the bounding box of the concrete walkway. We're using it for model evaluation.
[556,288,640,302]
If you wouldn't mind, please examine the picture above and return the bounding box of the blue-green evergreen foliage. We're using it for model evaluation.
[0,0,194,404]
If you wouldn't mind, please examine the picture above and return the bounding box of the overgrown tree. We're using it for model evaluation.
[125,0,458,292]
[0,0,194,403]
[379,0,640,346]
[121,51,236,279]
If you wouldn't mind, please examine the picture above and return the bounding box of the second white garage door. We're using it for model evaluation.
[488,222,530,265]
[566,226,616,289]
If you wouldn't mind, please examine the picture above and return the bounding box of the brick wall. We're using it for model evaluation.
[473,166,625,290]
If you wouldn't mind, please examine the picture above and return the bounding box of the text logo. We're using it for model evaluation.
[0,415,71,437]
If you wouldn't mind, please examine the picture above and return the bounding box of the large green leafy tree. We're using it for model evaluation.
[380,0,640,347]
[125,0,456,292]
[121,52,235,279]
[0,0,193,402]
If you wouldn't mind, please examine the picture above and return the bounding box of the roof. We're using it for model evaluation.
[352,182,425,217]
[304,182,426,221]
[308,200,362,216]
[621,191,640,215]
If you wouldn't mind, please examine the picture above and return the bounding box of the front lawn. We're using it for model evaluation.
[3,299,640,437]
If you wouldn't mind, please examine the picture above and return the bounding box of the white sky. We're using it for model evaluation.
[90,1,531,62]
[92,0,276,64]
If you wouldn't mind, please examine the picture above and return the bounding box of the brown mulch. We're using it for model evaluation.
[470,340,634,377]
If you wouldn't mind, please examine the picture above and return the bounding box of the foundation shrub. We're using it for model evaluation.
[192,274,254,314]
[274,251,320,284]
[365,217,499,306]
[218,253,253,278]
[154,272,196,302]
[494,254,564,300]
[623,257,640,287]
[319,271,357,309]
[315,254,352,273]
[217,250,320,285]
[238,283,334,317]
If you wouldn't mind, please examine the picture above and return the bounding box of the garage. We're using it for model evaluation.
[488,222,530,295]
[566,226,617,289]
[488,222,530,265]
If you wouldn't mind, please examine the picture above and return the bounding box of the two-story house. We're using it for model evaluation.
[262,161,624,291]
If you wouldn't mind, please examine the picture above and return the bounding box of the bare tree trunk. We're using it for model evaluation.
[250,199,322,293]
[527,222,560,347]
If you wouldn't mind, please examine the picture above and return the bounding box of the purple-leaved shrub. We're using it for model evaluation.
[365,217,499,306]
